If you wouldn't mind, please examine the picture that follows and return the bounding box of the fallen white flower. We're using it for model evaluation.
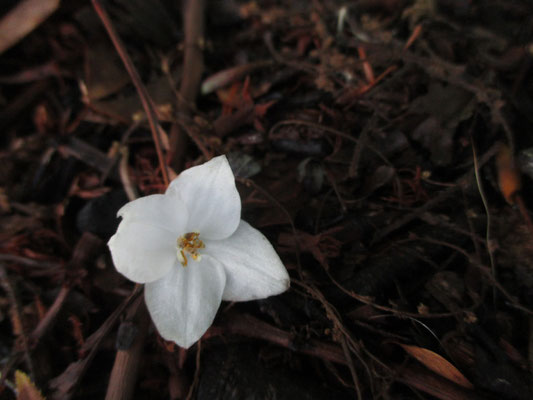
[108,155,290,348]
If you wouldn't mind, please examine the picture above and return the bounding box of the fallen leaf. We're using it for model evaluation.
[398,343,473,389]
[497,144,521,204]
[396,363,478,400]
[15,370,45,400]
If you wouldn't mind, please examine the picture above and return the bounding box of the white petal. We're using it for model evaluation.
[117,194,188,235]
[108,220,178,283]
[166,155,241,240]
[205,220,290,302]
[144,255,226,348]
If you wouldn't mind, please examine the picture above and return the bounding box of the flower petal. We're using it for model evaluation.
[117,194,188,235]
[144,255,226,348]
[108,220,178,283]
[205,220,290,302]
[166,155,241,240]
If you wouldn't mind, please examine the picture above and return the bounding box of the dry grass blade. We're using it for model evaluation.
[91,0,170,187]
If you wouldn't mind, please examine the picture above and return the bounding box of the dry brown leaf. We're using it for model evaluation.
[397,363,478,400]
[15,370,45,400]
[497,144,521,204]
[398,343,474,389]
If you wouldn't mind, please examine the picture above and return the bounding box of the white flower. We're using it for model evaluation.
[108,155,290,348]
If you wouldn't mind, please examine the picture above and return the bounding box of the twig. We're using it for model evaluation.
[179,0,205,109]
[105,296,150,400]
[91,0,169,187]
[169,0,206,170]
[29,285,70,343]
[209,312,346,365]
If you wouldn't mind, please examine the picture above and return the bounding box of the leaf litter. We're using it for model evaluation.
[0,0,533,399]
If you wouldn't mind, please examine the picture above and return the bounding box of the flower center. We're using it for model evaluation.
[176,232,205,267]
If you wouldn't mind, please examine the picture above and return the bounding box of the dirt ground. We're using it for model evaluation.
[1,0,533,399]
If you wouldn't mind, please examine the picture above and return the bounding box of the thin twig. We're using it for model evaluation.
[209,312,346,365]
[91,0,169,187]
[29,285,70,343]
[179,0,205,110]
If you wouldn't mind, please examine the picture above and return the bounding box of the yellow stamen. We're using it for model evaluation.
[176,232,205,267]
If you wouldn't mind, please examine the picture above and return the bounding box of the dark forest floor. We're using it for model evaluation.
[1,1,533,399]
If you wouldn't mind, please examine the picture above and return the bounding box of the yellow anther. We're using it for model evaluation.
[176,232,205,267]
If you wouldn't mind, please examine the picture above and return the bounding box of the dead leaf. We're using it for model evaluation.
[15,370,45,400]
[396,363,479,400]
[398,343,474,389]
[497,144,521,204]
